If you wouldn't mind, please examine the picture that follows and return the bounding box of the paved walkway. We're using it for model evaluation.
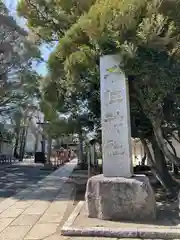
[0,159,54,201]
[0,158,77,240]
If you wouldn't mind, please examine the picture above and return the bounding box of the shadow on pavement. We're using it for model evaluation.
[0,159,86,203]
[0,163,54,201]
[1,161,180,229]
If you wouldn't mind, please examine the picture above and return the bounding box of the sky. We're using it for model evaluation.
[4,0,53,76]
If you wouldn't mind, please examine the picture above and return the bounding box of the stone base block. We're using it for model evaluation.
[85,174,156,221]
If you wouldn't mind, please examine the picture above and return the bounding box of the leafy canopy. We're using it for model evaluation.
[17,0,180,130]
[47,0,180,121]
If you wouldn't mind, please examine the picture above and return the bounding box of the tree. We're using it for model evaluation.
[17,0,96,42]
[0,1,41,115]
[0,122,14,152]
[18,0,180,193]
[0,1,43,160]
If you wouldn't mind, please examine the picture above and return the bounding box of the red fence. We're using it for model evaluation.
[51,149,74,167]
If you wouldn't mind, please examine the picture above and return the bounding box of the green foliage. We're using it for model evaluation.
[17,0,96,42]
[39,99,57,122]
[0,1,42,115]
[0,122,14,143]
[17,0,180,137]
[46,118,76,138]
[17,0,180,193]
[49,0,180,122]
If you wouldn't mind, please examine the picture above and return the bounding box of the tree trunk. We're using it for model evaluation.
[166,138,179,176]
[41,134,45,153]
[13,127,20,158]
[13,136,19,158]
[173,164,179,176]
[22,126,29,159]
[141,153,146,166]
[87,149,91,178]
[141,138,170,190]
[19,127,25,161]
[19,126,28,162]
[150,135,178,193]
[178,129,180,140]
[132,84,179,193]
[78,128,84,165]
[152,119,180,166]
[141,137,177,194]
[134,84,180,166]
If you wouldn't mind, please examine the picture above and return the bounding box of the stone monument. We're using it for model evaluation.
[85,54,156,221]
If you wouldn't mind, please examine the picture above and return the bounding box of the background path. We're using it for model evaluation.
[0,158,77,240]
[0,159,54,202]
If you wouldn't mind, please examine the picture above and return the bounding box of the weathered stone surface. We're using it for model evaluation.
[85,174,156,221]
[100,54,133,177]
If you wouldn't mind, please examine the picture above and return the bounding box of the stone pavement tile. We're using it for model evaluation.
[23,190,58,201]
[13,200,34,209]
[0,198,18,213]
[11,214,40,226]
[23,202,50,215]
[47,201,69,214]
[0,225,31,240]
[40,199,73,224]
[38,212,63,223]
[42,233,63,240]
[36,191,59,200]
[73,203,174,229]
[0,218,15,233]
[0,206,25,218]
[0,160,77,240]
[24,223,59,240]
[29,200,50,205]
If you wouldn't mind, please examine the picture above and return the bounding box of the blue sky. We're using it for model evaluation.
[5,0,53,76]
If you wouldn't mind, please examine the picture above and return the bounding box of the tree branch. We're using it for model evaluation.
[171,132,180,144]
[27,0,64,36]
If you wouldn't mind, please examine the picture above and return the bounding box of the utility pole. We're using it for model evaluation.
[36,121,46,152]
[36,121,53,169]
[36,121,49,164]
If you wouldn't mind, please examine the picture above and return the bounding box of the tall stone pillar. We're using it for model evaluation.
[85,55,156,221]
